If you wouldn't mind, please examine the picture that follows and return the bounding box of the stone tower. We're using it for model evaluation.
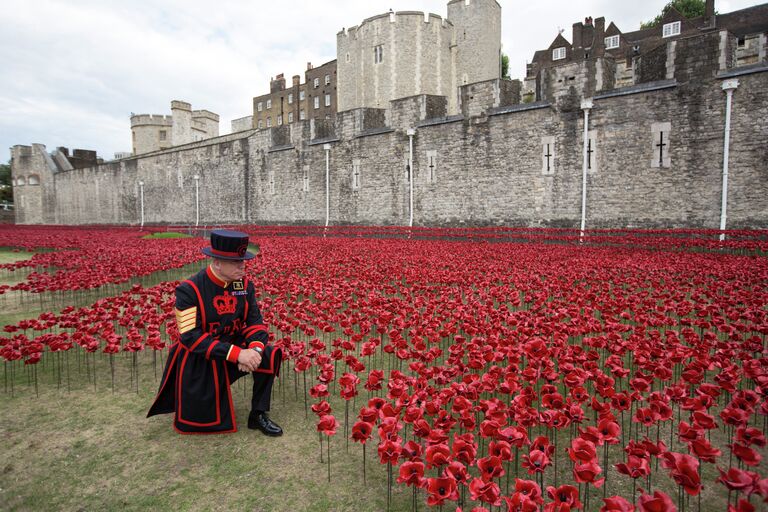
[447,0,502,87]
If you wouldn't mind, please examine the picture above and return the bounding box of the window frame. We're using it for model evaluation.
[662,21,681,38]
[604,35,620,50]
[552,47,566,61]
[314,96,320,109]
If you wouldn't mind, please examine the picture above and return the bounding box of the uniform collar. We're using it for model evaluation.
[207,265,229,288]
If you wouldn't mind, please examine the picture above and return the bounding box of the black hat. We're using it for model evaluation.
[201,229,255,261]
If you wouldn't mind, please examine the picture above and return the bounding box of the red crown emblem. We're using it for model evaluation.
[213,292,237,315]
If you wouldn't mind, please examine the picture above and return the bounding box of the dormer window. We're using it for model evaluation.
[662,21,681,38]
[605,35,620,49]
[552,47,566,61]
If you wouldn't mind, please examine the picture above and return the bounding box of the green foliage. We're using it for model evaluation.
[0,162,11,204]
[501,53,511,79]
[640,0,711,29]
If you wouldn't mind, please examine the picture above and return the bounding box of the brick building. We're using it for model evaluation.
[252,60,337,130]
[524,0,768,97]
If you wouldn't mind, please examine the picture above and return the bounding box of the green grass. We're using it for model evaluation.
[0,351,411,512]
[0,248,35,265]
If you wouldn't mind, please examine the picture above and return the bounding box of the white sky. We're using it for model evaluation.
[0,0,760,164]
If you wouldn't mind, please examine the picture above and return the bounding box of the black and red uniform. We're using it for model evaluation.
[147,266,282,434]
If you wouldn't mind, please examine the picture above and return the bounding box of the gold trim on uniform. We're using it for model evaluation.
[226,345,235,361]
[175,307,197,334]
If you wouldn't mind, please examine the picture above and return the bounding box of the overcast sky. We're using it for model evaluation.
[0,0,759,164]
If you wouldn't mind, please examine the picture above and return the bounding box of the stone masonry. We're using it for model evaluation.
[11,5,768,230]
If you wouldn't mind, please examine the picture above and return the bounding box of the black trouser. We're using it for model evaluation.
[232,346,282,414]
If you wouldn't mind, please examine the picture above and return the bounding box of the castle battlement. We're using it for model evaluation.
[171,100,192,111]
[130,114,173,127]
[192,110,220,122]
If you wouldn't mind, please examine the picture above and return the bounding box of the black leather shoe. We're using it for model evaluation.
[248,413,283,436]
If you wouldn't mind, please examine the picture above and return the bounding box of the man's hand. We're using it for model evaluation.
[237,348,262,372]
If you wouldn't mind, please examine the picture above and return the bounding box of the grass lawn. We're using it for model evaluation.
[1,352,407,512]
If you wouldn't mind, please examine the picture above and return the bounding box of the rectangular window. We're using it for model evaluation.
[325,74,330,85]
[159,130,167,141]
[313,77,319,88]
[662,21,681,38]
[352,159,361,190]
[314,96,320,109]
[604,35,620,49]
[300,109,306,120]
[257,102,263,112]
[266,117,272,128]
[288,112,293,123]
[288,93,293,104]
[300,90,305,101]
[374,45,384,64]
[257,119,263,129]
[541,136,556,175]
[302,167,309,192]
[277,115,282,126]
[552,47,566,61]
[324,94,331,107]
[266,99,272,109]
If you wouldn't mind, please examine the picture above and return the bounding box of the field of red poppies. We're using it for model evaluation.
[1,225,767,511]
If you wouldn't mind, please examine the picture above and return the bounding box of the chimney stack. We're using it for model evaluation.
[705,0,716,28]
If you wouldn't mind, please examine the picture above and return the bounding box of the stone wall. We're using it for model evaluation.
[12,40,768,230]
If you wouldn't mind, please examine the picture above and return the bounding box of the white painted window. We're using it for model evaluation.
[288,112,293,123]
[314,96,320,109]
[325,74,331,85]
[266,99,272,109]
[662,21,681,38]
[277,115,282,126]
[374,45,383,64]
[257,119,263,129]
[28,174,40,185]
[266,117,272,128]
[552,47,566,61]
[325,94,331,107]
[300,109,306,120]
[257,102,263,112]
[17,176,26,186]
[604,35,620,49]
[313,78,319,88]
[288,93,293,104]
[300,90,305,101]
[352,159,361,189]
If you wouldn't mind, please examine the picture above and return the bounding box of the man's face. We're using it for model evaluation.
[213,258,246,282]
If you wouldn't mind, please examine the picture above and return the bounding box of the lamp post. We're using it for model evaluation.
[193,174,200,227]
[406,128,415,228]
[720,79,739,242]
[323,143,331,230]
[579,99,593,242]
[138,180,145,230]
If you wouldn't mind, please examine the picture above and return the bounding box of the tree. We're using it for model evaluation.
[501,53,511,80]
[0,162,12,204]
[640,0,712,29]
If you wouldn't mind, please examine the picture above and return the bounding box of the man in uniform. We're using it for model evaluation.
[148,229,283,436]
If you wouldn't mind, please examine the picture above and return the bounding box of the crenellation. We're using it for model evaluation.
[10,1,768,229]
